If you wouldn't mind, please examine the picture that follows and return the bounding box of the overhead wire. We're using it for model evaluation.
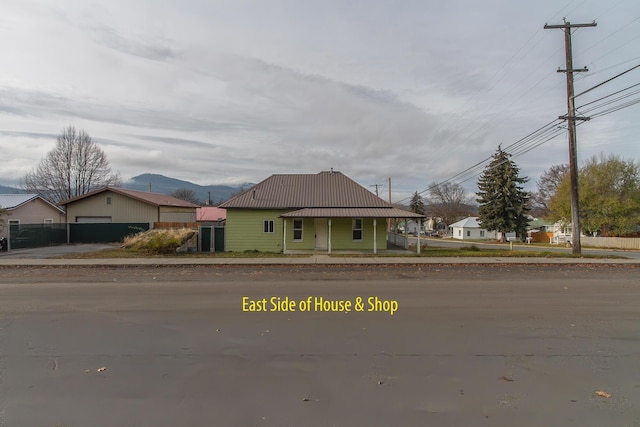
[394,0,639,204]
[419,0,578,173]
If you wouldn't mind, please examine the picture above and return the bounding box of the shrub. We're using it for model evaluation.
[122,228,195,254]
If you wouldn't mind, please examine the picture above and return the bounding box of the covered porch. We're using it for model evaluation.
[281,208,425,255]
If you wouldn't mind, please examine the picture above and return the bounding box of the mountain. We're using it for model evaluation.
[0,185,24,194]
[122,174,251,205]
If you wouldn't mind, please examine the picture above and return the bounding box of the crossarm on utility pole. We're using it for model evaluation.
[544,20,597,255]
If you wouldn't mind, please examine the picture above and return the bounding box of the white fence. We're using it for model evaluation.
[581,236,640,250]
[388,232,409,248]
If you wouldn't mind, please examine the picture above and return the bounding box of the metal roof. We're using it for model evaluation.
[281,207,425,219]
[197,206,227,221]
[449,217,482,228]
[59,187,199,208]
[0,194,64,212]
[220,171,393,209]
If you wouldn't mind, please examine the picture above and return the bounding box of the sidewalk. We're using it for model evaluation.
[1,254,639,267]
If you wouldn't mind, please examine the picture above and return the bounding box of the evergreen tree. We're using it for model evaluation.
[409,191,425,215]
[476,147,530,242]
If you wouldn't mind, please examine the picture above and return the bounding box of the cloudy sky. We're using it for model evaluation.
[1,0,639,202]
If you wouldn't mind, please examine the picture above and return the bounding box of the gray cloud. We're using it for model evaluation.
[1,0,638,200]
[89,24,178,62]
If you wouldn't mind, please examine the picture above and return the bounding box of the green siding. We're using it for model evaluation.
[284,218,315,250]
[226,210,388,252]
[330,218,387,250]
[225,209,287,252]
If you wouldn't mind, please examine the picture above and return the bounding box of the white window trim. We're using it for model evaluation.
[352,218,363,241]
[293,219,303,241]
[263,220,275,233]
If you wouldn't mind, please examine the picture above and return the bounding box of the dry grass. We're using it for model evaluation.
[122,228,196,254]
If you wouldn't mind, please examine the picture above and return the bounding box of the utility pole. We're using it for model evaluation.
[370,183,383,197]
[544,19,596,255]
[388,177,392,233]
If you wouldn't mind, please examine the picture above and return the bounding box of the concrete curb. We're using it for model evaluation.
[1,256,639,267]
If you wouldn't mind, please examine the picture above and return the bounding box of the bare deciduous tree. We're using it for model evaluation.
[22,126,121,204]
[531,164,569,218]
[427,181,474,226]
[170,189,201,205]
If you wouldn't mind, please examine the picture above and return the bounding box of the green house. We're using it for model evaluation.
[219,171,425,253]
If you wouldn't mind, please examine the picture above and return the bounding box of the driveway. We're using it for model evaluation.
[0,243,119,259]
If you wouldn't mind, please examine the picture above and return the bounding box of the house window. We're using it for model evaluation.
[8,219,19,225]
[106,197,112,205]
[44,218,54,227]
[466,230,471,237]
[263,220,274,233]
[480,230,485,238]
[458,229,461,237]
[293,219,303,241]
[352,219,363,241]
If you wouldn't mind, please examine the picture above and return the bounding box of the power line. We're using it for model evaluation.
[574,63,640,98]
[578,86,640,113]
[589,96,640,117]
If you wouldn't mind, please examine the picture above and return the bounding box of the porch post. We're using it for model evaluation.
[417,219,421,254]
[328,218,332,254]
[283,218,287,253]
[373,218,377,254]
[404,221,408,249]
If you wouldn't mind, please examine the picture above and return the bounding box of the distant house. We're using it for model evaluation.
[219,171,425,253]
[59,187,198,225]
[527,218,555,243]
[0,194,65,238]
[449,217,497,240]
[404,219,423,234]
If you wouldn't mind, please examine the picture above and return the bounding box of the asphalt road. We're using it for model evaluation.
[0,265,639,427]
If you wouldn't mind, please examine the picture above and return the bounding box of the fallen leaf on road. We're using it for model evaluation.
[84,370,91,373]
[97,367,107,372]
[595,390,611,398]
[501,376,514,382]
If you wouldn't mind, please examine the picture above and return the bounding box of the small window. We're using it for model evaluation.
[352,219,363,241]
[8,219,19,225]
[106,197,112,205]
[480,230,485,238]
[44,218,54,227]
[293,219,303,241]
[263,220,274,233]
[458,229,461,236]
[466,230,471,237]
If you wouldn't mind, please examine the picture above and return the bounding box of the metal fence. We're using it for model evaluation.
[3,222,151,250]
[70,223,150,244]
[8,223,67,250]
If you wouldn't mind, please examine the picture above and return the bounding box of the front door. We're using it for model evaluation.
[314,218,328,250]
